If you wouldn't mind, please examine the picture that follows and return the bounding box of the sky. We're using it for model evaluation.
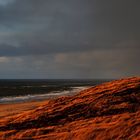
[0,0,139,79]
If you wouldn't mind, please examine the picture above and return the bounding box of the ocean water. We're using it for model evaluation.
[0,79,108,103]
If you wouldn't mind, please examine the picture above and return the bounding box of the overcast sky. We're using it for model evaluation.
[0,0,139,79]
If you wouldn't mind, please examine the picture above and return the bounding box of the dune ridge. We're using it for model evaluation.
[0,77,140,140]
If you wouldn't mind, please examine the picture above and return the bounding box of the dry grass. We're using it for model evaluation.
[0,77,140,140]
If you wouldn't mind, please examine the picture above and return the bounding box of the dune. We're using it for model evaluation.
[0,77,140,140]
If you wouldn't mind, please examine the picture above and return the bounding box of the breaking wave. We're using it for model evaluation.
[0,86,89,104]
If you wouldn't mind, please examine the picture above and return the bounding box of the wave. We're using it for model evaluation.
[0,86,89,104]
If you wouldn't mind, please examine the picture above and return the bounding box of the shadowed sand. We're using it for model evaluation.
[0,77,140,140]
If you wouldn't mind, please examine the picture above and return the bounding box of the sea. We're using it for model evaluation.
[0,79,109,104]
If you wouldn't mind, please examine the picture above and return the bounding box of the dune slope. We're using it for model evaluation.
[0,77,140,140]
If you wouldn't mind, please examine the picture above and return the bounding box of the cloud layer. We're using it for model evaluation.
[0,0,139,78]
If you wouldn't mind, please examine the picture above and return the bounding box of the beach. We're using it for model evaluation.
[0,86,91,119]
[0,77,140,139]
[0,100,48,119]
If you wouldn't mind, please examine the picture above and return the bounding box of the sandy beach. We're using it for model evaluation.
[0,87,89,119]
[0,100,48,119]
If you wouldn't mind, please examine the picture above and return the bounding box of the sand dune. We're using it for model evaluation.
[0,77,140,140]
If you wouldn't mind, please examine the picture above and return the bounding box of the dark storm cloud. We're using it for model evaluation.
[0,0,139,78]
[0,0,139,57]
[0,0,97,56]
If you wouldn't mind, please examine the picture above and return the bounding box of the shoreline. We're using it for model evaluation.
[0,87,87,119]
[0,86,90,120]
[0,99,49,119]
[0,86,90,104]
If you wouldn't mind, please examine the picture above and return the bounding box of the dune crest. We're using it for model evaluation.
[0,77,140,140]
